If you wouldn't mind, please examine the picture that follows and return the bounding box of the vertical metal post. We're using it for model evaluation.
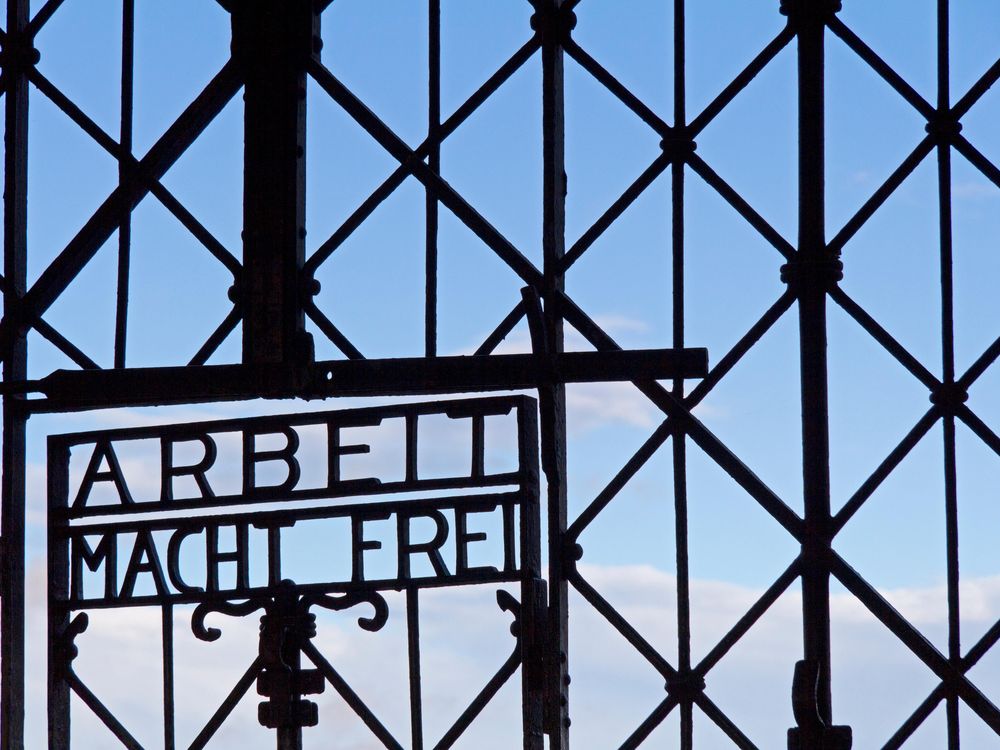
[1,1,31,746]
[47,441,70,750]
[275,619,303,750]
[425,0,440,358]
[162,604,175,750]
[518,403,545,750]
[406,588,424,750]
[671,1,694,747]
[934,1,961,746]
[536,1,570,746]
[784,1,840,743]
[233,0,317,365]
[114,0,135,368]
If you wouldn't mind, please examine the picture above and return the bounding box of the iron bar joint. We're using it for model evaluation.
[779,0,841,30]
[780,255,843,294]
[530,3,577,45]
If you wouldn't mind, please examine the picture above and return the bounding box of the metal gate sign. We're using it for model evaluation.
[48,396,543,749]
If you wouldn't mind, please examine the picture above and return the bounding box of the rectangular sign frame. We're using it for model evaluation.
[46,396,544,748]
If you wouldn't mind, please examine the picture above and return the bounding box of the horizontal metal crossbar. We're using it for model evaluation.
[10,348,708,412]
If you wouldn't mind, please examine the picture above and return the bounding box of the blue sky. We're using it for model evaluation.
[9,0,1000,747]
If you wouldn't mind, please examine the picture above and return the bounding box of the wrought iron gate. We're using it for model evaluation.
[0,0,997,747]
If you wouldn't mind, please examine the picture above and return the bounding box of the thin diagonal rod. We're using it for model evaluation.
[150,182,241,276]
[0,271,101,368]
[693,693,759,750]
[473,300,525,356]
[952,136,1000,190]
[33,316,101,369]
[617,696,679,750]
[559,152,672,273]
[958,332,1000,391]
[65,671,144,750]
[882,686,947,750]
[562,38,670,135]
[694,558,801,676]
[831,408,940,535]
[304,298,364,360]
[828,136,935,254]
[952,56,1000,119]
[962,612,1000,671]
[826,16,936,120]
[830,552,1000,734]
[877,625,1000,749]
[829,286,941,391]
[688,26,795,137]
[686,154,796,259]
[432,646,520,749]
[302,640,405,750]
[567,418,675,540]
[684,290,795,407]
[569,569,679,680]
[188,657,264,750]
[956,405,1000,458]
[24,0,65,37]
[188,305,241,366]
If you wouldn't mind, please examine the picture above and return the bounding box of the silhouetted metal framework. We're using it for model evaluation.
[0,0,996,747]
